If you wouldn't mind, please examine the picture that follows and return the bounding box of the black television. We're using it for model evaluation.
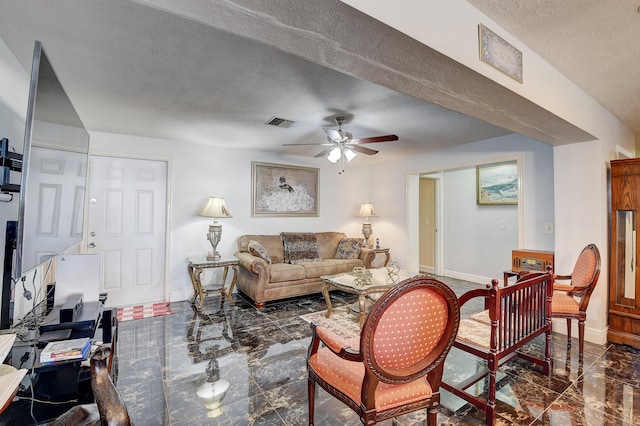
[14,40,90,279]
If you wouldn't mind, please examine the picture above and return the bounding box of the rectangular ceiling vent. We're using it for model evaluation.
[265,116,295,128]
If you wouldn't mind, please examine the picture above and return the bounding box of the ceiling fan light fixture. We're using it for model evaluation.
[344,148,357,162]
[327,147,341,163]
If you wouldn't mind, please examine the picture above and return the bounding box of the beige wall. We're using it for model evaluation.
[419,178,436,270]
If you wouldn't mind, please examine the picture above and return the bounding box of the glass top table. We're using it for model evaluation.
[320,268,415,328]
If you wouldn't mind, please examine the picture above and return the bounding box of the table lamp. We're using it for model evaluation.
[199,197,232,260]
[356,203,378,248]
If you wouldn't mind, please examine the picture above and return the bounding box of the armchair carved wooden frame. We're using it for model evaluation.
[441,271,553,425]
[307,276,461,425]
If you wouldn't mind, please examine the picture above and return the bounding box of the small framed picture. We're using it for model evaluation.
[476,161,518,205]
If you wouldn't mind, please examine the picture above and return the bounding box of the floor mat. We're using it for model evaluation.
[300,308,360,340]
[117,302,174,322]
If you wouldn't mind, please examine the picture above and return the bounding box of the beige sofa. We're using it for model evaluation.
[234,232,374,307]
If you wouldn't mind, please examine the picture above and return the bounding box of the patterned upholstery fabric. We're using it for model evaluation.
[570,249,597,288]
[551,291,580,314]
[372,288,448,370]
[248,240,271,264]
[456,319,491,349]
[308,286,449,410]
[309,349,433,410]
[281,232,319,264]
[469,309,491,325]
[335,238,362,259]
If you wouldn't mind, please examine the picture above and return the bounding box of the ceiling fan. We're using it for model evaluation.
[283,116,398,173]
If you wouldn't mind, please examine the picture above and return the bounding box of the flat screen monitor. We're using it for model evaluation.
[14,41,90,279]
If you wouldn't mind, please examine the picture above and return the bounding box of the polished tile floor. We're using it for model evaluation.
[115,276,640,425]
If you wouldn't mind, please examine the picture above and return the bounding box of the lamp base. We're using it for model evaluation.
[206,252,221,261]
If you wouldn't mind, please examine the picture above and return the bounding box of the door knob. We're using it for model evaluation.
[89,242,96,248]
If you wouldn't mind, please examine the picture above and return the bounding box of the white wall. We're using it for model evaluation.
[442,167,518,281]
[374,134,554,277]
[89,131,372,301]
[342,0,634,345]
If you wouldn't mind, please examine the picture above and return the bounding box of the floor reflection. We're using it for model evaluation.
[115,277,640,425]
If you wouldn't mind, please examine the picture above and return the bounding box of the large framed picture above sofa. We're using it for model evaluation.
[251,161,319,217]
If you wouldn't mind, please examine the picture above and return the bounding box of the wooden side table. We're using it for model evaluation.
[373,248,391,267]
[187,256,239,310]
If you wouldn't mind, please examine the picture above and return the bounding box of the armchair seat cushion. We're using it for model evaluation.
[309,344,434,411]
[552,291,580,314]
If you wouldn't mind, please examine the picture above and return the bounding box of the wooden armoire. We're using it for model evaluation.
[609,158,640,348]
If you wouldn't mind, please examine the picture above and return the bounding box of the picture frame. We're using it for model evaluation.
[476,161,518,205]
[252,161,319,217]
[478,23,523,83]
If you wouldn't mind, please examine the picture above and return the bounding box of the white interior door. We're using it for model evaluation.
[87,155,167,307]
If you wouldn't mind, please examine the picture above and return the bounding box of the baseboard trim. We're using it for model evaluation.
[169,290,192,303]
[443,270,492,285]
[419,265,435,274]
[551,319,608,346]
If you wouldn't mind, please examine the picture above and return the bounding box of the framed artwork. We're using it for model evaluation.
[478,23,523,83]
[476,161,518,205]
[252,161,319,217]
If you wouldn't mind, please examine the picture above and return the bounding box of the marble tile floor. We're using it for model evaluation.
[113,276,640,425]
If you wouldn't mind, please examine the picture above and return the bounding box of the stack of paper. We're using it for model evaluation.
[39,337,91,364]
[0,334,27,413]
[0,334,16,365]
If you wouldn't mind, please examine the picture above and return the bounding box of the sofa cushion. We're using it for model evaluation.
[335,238,362,259]
[269,263,306,283]
[300,261,340,278]
[315,232,348,259]
[282,232,319,264]
[237,235,284,264]
[248,240,271,264]
[332,258,365,272]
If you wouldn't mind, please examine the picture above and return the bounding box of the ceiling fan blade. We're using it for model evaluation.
[282,142,334,146]
[354,135,399,144]
[314,148,334,158]
[349,145,378,155]
[323,128,342,141]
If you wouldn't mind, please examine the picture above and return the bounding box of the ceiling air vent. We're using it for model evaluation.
[265,116,295,128]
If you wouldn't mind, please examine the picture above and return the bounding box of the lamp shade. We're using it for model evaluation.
[199,197,232,218]
[356,203,378,219]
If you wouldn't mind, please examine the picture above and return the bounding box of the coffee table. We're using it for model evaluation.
[321,268,415,328]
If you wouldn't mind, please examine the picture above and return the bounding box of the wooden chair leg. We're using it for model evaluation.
[578,319,585,360]
[308,378,315,425]
[427,406,438,426]
[566,319,572,347]
[486,369,497,425]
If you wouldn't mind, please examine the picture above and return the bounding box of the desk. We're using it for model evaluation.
[188,256,239,309]
[0,302,117,425]
[503,270,519,286]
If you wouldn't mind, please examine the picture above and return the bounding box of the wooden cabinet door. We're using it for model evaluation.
[609,159,640,347]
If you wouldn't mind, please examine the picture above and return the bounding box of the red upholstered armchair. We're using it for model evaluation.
[306,276,460,425]
[551,243,601,359]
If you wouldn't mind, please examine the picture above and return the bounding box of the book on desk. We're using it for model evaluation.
[39,337,91,364]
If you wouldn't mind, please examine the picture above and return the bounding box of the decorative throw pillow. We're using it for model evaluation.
[248,240,272,264]
[335,238,361,259]
[281,232,319,264]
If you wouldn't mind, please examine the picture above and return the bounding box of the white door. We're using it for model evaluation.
[87,155,167,307]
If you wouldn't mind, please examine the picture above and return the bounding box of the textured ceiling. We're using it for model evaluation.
[467,0,640,136]
[0,0,628,166]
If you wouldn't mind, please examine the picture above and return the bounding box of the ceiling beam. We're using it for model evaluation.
[135,0,595,146]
